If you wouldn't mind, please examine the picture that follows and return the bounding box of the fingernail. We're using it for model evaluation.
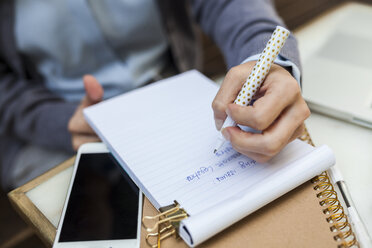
[222,128,230,141]
[215,119,224,130]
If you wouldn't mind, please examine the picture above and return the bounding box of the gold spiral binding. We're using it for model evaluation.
[301,127,358,247]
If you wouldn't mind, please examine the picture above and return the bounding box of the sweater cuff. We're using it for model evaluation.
[241,54,301,86]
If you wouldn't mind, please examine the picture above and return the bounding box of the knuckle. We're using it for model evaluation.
[225,66,245,83]
[229,134,246,152]
[229,137,247,155]
[230,143,244,155]
[291,79,301,92]
[302,104,311,119]
[293,88,301,99]
[250,112,268,130]
[286,79,301,98]
[212,99,226,113]
[262,137,282,156]
[296,101,311,121]
[228,66,240,77]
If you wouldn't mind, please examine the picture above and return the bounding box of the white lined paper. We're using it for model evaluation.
[84,70,334,217]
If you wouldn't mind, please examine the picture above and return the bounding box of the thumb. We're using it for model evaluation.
[81,75,104,107]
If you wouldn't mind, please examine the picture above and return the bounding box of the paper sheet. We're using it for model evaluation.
[84,70,335,246]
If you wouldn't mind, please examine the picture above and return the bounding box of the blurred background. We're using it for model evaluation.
[1,0,371,247]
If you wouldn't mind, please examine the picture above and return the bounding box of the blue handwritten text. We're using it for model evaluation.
[215,152,241,168]
[186,166,214,182]
[214,146,234,157]
[238,160,257,169]
[215,170,237,182]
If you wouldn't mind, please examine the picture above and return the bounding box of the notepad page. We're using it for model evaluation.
[84,70,317,216]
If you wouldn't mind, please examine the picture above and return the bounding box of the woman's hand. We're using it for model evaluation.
[212,61,310,163]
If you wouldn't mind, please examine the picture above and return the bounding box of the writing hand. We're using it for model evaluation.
[68,75,103,151]
[212,61,310,163]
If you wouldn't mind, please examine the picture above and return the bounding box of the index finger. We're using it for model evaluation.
[212,62,255,129]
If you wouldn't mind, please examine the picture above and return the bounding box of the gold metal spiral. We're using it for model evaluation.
[312,172,358,247]
[301,127,358,247]
[314,182,334,191]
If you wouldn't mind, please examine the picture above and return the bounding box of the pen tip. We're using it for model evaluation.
[213,149,217,154]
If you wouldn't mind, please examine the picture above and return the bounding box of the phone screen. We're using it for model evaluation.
[58,153,139,242]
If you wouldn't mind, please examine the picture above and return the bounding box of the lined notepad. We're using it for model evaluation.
[84,70,335,246]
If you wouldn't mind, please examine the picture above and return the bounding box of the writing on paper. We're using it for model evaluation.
[186,166,214,182]
[215,169,237,182]
[238,160,257,169]
[185,144,258,184]
[214,146,234,157]
[215,152,242,168]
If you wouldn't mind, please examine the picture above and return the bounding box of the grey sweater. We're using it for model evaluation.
[0,0,300,189]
